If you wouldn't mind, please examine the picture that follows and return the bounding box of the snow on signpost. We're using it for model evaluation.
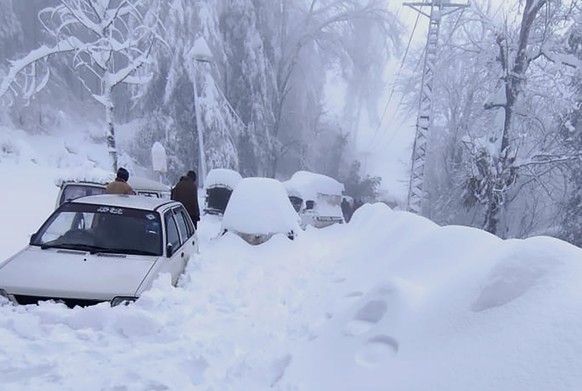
[151,142,167,182]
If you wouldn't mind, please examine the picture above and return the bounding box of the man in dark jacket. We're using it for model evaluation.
[106,167,135,195]
[171,170,200,229]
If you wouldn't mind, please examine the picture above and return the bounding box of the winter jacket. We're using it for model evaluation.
[106,178,134,195]
[171,176,200,222]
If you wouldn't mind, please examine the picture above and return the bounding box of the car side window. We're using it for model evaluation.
[173,208,191,243]
[165,212,180,250]
[178,207,195,236]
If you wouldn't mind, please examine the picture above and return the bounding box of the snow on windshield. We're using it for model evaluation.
[284,170,344,201]
[221,177,300,235]
[204,168,242,190]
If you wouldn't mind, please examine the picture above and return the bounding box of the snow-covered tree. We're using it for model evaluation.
[401,1,579,236]
[0,0,164,171]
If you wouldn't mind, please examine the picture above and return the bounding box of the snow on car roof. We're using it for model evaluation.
[55,167,114,187]
[283,171,344,200]
[71,194,174,211]
[205,168,243,190]
[128,177,170,192]
[222,177,300,235]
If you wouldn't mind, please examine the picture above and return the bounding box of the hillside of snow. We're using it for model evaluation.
[1,126,582,390]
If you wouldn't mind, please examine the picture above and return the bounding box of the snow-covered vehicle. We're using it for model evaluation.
[203,168,242,216]
[0,195,197,307]
[221,177,301,245]
[56,174,171,208]
[283,171,345,229]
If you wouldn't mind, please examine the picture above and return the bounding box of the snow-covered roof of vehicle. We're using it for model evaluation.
[283,171,344,201]
[55,167,114,187]
[128,177,170,192]
[205,168,243,190]
[71,194,174,211]
[56,168,169,192]
[222,177,300,236]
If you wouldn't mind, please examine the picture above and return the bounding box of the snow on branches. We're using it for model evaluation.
[0,0,164,171]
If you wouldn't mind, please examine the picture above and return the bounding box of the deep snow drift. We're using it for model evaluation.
[1,126,582,391]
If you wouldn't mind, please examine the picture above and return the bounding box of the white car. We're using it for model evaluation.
[0,195,197,307]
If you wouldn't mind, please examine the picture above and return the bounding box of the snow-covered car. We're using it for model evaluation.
[283,171,345,229]
[221,177,301,245]
[0,195,197,307]
[203,168,243,216]
[56,176,171,208]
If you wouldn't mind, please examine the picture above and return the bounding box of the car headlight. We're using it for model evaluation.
[110,296,137,307]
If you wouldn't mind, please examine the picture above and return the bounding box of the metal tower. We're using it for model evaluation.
[404,1,468,214]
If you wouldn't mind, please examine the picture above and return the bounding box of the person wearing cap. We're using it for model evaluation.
[171,170,200,228]
[106,167,135,195]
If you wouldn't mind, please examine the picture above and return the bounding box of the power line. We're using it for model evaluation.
[365,6,422,153]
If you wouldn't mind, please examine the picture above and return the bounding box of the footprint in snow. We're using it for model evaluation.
[355,335,399,367]
[344,299,388,336]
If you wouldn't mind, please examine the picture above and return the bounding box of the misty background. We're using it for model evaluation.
[2,0,582,245]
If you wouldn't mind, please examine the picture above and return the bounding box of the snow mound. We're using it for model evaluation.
[221,177,300,236]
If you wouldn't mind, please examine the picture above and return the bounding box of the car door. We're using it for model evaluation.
[173,206,196,261]
[163,210,186,285]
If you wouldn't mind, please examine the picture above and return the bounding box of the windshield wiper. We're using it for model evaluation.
[41,243,102,253]
[93,247,159,257]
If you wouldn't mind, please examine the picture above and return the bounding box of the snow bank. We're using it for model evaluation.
[204,168,242,190]
[221,177,300,236]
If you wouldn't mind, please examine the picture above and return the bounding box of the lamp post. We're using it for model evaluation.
[190,36,213,189]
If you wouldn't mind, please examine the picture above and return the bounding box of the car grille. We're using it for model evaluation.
[13,295,104,308]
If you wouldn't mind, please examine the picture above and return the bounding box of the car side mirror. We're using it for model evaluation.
[30,233,38,245]
[166,243,174,257]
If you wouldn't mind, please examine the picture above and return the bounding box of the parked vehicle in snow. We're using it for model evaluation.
[203,168,242,216]
[283,171,345,229]
[221,177,300,245]
[56,175,171,208]
[0,195,197,307]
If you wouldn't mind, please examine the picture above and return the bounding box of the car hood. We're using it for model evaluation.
[0,247,157,301]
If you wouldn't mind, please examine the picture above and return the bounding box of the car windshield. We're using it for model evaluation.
[59,184,107,206]
[32,202,162,256]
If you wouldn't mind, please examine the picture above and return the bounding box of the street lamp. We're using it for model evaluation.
[189,36,213,189]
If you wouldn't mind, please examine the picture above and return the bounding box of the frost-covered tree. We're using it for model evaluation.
[0,0,164,171]
[402,1,579,236]
[272,0,400,177]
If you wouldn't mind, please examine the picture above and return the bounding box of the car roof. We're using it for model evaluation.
[70,194,176,211]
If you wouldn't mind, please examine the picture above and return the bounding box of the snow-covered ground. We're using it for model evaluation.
[1,126,582,390]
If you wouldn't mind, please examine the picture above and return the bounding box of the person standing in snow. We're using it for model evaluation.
[171,170,201,229]
[106,167,135,195]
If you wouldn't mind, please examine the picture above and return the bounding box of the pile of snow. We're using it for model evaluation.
[221,177,300,237]
[2,126,582,390]
[205,168,242,190]
[283,170,344,201]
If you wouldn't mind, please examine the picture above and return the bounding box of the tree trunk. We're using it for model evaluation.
[485,0,547,235]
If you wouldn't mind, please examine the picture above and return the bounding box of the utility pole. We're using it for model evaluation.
[404,0,468,214]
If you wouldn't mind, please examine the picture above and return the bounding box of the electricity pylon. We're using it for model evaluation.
[404,0,468,214]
